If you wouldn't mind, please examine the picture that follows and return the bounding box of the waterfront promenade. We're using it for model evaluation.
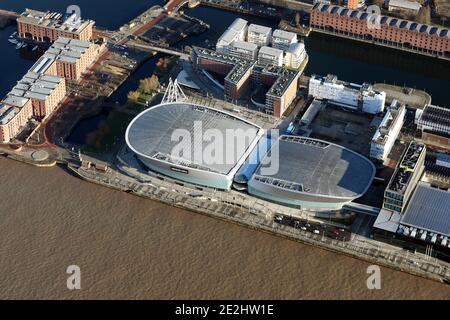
[68,147,450,284]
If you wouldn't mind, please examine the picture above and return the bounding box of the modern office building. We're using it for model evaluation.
[272,29,298,51]
[258,46,284,66]
[370,100,406,162]
[382,142,426,213]
[17,8,94,42]
[311,4,450,56]
[284,42,307,69]
[247,24,272,47]
[227,41,259,60]
[264,67,301,117]
[125,102,264,190]
[247,135,375,211]
[308,74,386,114]
[192,47,301,118]
[215,20,307,70]
[216,18,248,52]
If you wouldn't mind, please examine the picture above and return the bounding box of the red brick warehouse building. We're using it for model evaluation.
[17,9,94,43]
[310,3,450,59]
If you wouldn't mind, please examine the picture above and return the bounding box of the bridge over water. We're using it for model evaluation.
[126,41,189,58]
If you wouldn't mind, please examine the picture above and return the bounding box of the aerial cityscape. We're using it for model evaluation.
[0,0,449,303]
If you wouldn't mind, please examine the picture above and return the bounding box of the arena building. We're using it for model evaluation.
[125,102,264,190]
[247,135,375,211]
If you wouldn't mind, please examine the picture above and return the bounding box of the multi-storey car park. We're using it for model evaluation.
[17,8,95,43]
[310,3,450,58]
[416,104,450,150]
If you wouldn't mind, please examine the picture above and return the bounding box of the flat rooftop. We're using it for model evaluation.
[259,46,283,58]
[248,24,272,36]
[311,74,383,97]
[217,18,248,45]
[387,142,425,194]
[231,41,258,52]
[313,3,450,39]
[126,102,262,175]
[193,47,255,85]
[8,72,64,102]
[266,67,300,98]
[18,8,94,34]
[0,104,21,125]
[273,29,297,41]
[372,101,405,146]
[401,183,450,236]
[252,136,375,198]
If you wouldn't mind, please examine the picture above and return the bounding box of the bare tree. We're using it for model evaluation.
[139,75,160,92]
[127,90,140,104]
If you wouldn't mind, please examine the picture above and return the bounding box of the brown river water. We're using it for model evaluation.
[0,157,449,299]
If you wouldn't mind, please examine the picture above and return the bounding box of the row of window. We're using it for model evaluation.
[383,197,403,208]
[383,203,402,212]
[385,191,404,201]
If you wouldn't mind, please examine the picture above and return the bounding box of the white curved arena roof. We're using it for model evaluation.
[125,102,263,175]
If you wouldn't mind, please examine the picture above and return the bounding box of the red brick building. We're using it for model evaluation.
[17,9,94,43]
[191,47,301,118]
[310,4,450,57]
